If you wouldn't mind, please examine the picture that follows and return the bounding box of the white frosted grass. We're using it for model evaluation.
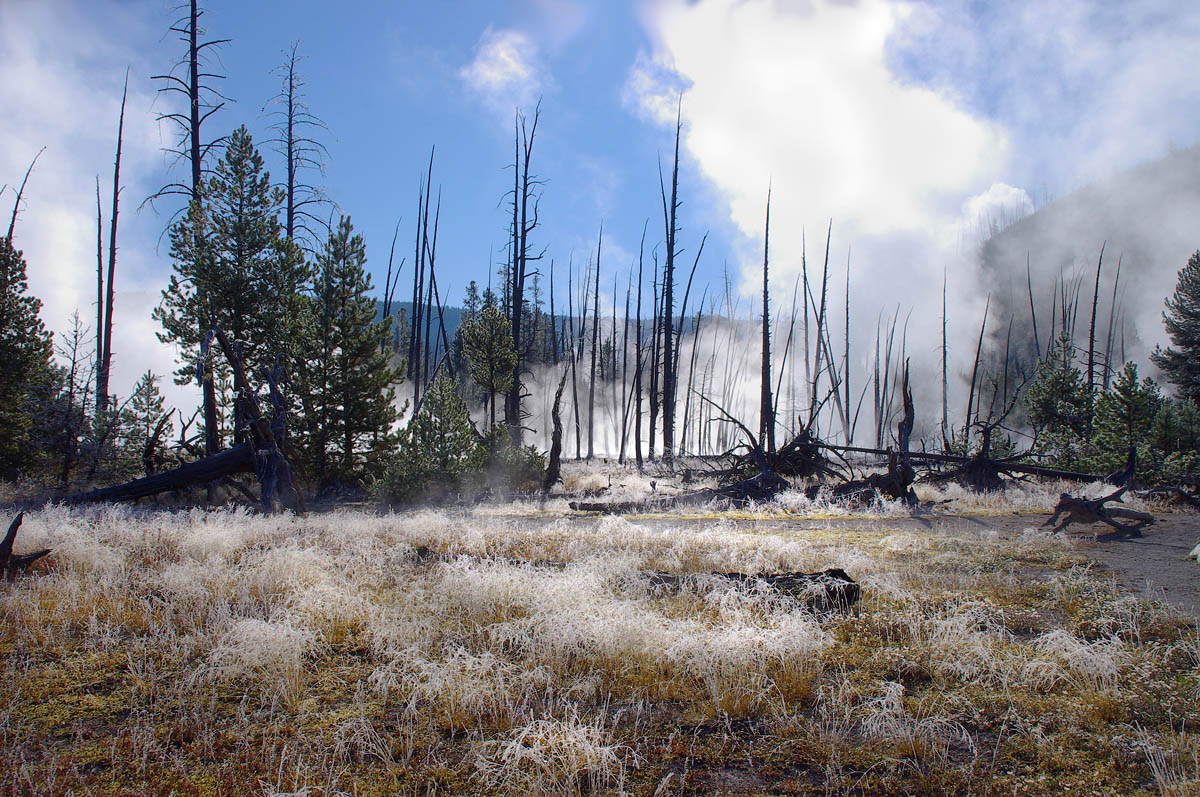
[1019,629,1130,692]
[474,708,629,796]
[201,617,315,707]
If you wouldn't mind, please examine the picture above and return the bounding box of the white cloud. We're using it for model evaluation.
[626,0,1009,397]
[459,27,547,115]
[0,0,198,412]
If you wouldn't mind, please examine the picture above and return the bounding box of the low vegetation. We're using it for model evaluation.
[1,495,1196,794]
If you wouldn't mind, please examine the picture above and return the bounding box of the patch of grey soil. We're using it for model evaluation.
[1077,512,1200,619]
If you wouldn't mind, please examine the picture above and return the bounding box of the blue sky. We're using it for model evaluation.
[2,0,1199,410]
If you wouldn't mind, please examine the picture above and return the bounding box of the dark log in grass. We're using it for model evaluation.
[1,514,50,577]
[1044,484,1154,536]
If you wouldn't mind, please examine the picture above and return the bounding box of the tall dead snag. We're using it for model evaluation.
[659,100,682,465]
[409,150,434,403]
[96,70,127,419]
[505,103,543,446]
[265,41,330,253]
[633,225,646,469]
[1086,242,1105,427]
[150,0,230,459]
[1,514,50,577]
[760,185,775,453]
[587,228,601,460]
[963,295,990,450]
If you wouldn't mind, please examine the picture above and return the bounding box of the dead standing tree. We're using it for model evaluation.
[504,103,544,446]
[264,40,331,253]
[95,70,128,419]
[148,0,230,460]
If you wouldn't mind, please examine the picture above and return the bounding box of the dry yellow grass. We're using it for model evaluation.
[0,499,1195,794]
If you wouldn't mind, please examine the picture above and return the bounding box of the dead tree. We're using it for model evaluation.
[505,103,543,446]
[587,230,600,460]
[149,0,230,460]
[659,100,682,465]
[1,515,50,577]
[96,70,128,419]
[1045,484,1153,536]
[265,41,331,253]
[543,367,569,493]
[760,186,775,452]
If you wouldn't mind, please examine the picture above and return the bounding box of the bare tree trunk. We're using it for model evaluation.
[96,72,127,420]
[634,226,646,469]
[759,187,775,453]
[506,105,541,446]
[1086,242,1105,420]
[1103,256,1122,389]
[587,230,601,460]
[964,295,990,450]
[660,101,682,465]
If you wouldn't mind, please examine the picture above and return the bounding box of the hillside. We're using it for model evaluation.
[977,144,1200,368]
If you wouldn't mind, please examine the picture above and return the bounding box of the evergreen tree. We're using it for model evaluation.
[154,126,309,445]
[461,304,516,433]
[128,370,170,449]
[1090,362,1161,473]
[379,368,483,502]
[0,237,54,477]
[1024,332,1090,468]
[1151,250,1200,403]
[299,215,400,487]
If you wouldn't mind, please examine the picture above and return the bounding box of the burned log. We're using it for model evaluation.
[1,514,50,577]
[570,469,790,513]
[642,567,860,612]
[1044,485,1154,536]
[71,442,256,504]
[409,545,859,611]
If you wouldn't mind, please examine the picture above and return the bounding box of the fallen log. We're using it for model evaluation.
[1,514,50,577]
[569,470,789,513]
[640,567,860,612]
[409,546,859,611]
[1044,485,1154,536]
[69,442,256,505]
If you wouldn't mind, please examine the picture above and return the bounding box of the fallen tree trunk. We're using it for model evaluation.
[569,469,789,513]
[69,443,256,505]
[641,567,860,612]
[410,546,859,611]
[1044,485,1154,536]
[1,514,50,577]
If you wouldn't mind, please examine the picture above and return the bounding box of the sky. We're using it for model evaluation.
[2,0,1199,415]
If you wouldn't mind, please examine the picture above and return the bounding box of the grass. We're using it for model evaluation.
[0,495,1196,794]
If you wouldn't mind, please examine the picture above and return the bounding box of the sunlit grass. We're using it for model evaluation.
[0,499,1194,793]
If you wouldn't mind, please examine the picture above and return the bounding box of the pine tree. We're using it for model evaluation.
[1090,362,1161,473]
[1024,332,1090,468]
[380,368,483,502]
[1151,250,1200,403]
[154,126,309,445]
[128,370,170,449]
[461,304,516,433]
[0,237,54,477]
[299,216,400,487]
